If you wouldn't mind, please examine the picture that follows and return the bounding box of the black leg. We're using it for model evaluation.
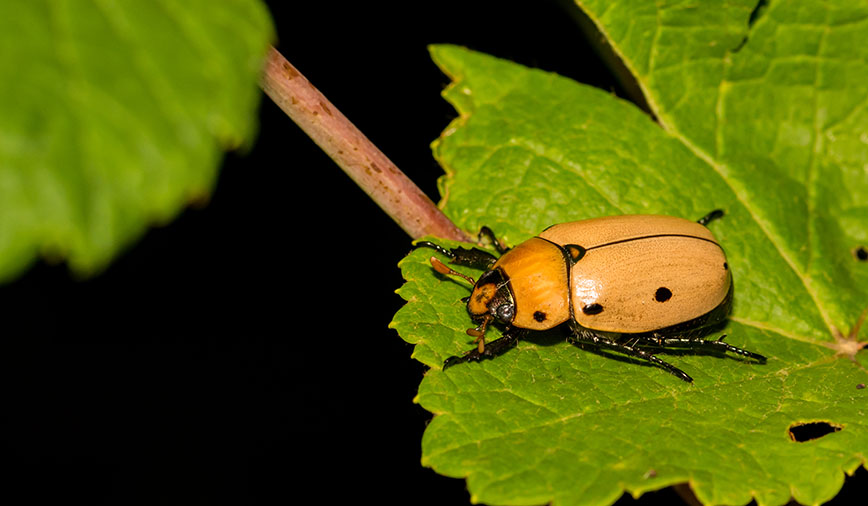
[646,334,766,362]
[568,330,694,382]
[697,209,724,226]
[443,327,524,369]
[478,226,510,254]
[413,241,499,270]
[412,240,453,259]
[414,226,508,270]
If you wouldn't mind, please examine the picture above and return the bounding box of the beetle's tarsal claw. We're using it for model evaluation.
[675,371,694,383]
[442,355,460,370]
[442,348,486,370]
[746,351,764,362]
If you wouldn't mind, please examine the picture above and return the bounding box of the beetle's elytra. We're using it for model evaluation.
[416,210,766,383]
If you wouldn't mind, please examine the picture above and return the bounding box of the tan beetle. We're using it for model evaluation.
[416,210,765,382]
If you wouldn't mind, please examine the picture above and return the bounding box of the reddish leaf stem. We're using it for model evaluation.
[260,46,471,242]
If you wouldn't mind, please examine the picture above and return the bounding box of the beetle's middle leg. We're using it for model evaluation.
[697,209,724,226]
[477,226,510,254]
[568,330,694,382]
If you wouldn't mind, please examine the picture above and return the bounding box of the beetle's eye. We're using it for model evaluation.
[495,304,515,323]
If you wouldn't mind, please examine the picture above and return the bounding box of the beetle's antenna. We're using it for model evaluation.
[429,257,476,287]
[429,256,490,351]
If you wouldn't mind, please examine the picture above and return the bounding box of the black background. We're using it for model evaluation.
[1,1,864,504]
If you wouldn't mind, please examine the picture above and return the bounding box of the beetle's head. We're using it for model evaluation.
[428,257,515,340]
[466,268,515,325]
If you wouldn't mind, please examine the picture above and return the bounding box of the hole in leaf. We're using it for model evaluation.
[748,0,770,27]
[854,246,868,262]
[788,421,842,442]
[732,0,770,52]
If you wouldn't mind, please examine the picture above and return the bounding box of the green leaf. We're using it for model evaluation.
[392,2,868,505]
[0,1,273,281]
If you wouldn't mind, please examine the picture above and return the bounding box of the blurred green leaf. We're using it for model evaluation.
[392,1,868,505]
[0,0,273,280]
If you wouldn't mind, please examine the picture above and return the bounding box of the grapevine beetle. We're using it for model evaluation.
[416,210,765,382]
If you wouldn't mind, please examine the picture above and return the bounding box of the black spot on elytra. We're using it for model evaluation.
[723,262,729,270]
[655,287,672,302]
[788,421,841,442]
[533,311,546,322]
[582,303,603,315]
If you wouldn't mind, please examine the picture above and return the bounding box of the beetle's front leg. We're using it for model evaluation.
[442,327,525,370]
[413,241,499,270]
[414,225,508,270]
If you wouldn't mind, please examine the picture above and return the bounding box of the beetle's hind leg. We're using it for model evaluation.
[443,327,525,370]
[649,334,767,362]
[568,330,694,382]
